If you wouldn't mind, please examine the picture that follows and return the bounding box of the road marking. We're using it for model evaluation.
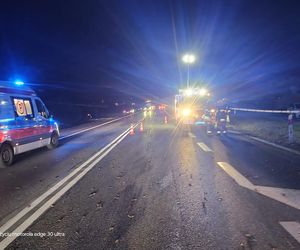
[228,131,300,156]
[279,221,300,243]
[60,114,132,140]
[248,136,300,157]
[0,123,138,249]
[197,142,213,152]
[188,132,196,138]
[0,127,129,234]
[217,162,254,189]
[217,162,300,211]
[256,186,300,211]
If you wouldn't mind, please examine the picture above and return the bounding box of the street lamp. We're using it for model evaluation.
[182,53,196,88]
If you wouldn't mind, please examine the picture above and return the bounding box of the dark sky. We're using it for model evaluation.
[0,0,300,104]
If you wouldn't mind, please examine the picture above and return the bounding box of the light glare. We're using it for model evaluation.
[182,54,196,64]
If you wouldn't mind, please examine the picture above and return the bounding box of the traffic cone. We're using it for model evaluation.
[164,116,168,124]
[140,122,144,132]
[130,125,135,135]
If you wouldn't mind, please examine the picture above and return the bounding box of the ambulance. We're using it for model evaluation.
[0,81,59,166]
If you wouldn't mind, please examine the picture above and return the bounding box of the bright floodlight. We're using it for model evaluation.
[199,88,207,96]
[182,54,196,64]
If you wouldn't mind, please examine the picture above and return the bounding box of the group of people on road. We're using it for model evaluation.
[203,108,229,135]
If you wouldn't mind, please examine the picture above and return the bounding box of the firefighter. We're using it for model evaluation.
[215,109,227,134]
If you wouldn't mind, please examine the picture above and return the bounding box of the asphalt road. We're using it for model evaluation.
[0,112,299,249]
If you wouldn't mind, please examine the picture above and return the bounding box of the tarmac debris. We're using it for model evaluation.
[96,201,104,208]
[89,190,97,197]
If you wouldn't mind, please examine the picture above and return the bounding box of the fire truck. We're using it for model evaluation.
[175,87,211,126]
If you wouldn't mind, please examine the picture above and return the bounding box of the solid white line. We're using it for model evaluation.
[279,221,300,243]
[248,136,300,157]
[0,125,134,237]
[217,162,300,211]
[60,114,131,140]
[188,132,196,138]
[227,131,300,156]
[197,142,213,152]
[0,125,135,249]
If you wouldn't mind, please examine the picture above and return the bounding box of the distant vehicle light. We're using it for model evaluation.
[130,109,135,113]
[15,81,24,86]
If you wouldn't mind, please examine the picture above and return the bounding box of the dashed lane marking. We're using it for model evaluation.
[279,221,300,243]
[188,132,196,138]
[197,142,213,152]
[217,162,300,211]
[217,162,254,190]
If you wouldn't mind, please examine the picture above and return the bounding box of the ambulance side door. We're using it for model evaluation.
[33,98,51,145]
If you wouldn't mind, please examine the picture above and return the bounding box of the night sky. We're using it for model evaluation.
[0,0,300,108]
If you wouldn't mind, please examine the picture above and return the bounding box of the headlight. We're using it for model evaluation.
[182,108,192,117]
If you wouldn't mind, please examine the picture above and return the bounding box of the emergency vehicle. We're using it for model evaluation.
[175,87,210,126]
[0,81,59,166]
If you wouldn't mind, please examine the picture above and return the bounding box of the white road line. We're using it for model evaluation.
[0,128,132,249]
[248,136,300,157]
[0,124,137,249]
[217,162,254,189]
[0,127,129,234]
[188,132,196,138]
[217,162,300,211]
[197,142,213,152]
[279,221,300,243]
[60,114,131,140]
[227,130,300,156]
[256,186,300,211]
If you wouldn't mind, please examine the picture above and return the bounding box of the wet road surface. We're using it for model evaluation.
[0,113,299,249]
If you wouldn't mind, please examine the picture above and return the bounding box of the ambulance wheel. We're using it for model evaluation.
[47,132,59,149]
[0,143,14,167]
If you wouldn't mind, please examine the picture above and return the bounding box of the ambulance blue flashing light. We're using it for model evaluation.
[15,81,24,86]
